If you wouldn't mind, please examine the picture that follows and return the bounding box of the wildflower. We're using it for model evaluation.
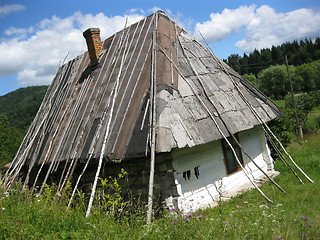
[301,235,307,238]
[61,207,65,211]
[273,236,280,239]
[229,213,233,216]
[306,223,311,227]
[300,216,309,220]
[272,220,277,223]
[223,221,228,225]
[186,218,190,222]
[1,207,5,210]
[187,213,193,217]
[171,221,176,225]
[198,214,205,218]
[169,208,176,212]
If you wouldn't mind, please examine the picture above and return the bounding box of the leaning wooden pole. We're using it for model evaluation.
[146,13,158,226]
[176,37,273,203]
[199,34,314,184]
[285,55,303,139]
[157,37,273,203]
[85,26,128,218]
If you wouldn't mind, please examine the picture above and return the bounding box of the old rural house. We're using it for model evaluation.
[6,11,288,214]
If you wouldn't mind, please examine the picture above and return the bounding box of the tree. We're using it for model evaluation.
[310,60,320,89]
[271,46,282,63]
[257,65,288,99]
[243,73,258,87]
[295,63,317,92]
[260,48,272,64]
[0,85,47,130]
[226,54,241,73]
[297,48,313,64]
[0,114,24,167]
[248,49,261,75]
[239,53,249,75]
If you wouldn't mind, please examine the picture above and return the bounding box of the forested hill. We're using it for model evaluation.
[0,86,48,167]
[224,37,320,76]
[0,86,48,131]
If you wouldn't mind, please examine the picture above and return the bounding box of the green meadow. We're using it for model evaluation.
[0,133,319,240]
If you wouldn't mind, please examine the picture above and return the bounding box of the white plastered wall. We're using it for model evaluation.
[166,125,275,212]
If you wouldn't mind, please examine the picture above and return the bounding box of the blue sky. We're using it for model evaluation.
[1,0,320,96]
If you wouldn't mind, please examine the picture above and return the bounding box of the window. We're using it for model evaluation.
[221,135,244,174]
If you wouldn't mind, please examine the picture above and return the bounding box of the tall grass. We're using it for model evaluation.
[1,134,320,239]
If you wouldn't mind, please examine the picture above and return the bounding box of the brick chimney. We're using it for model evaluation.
[83,28,102,66]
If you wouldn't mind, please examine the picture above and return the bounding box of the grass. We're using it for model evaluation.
[1,134,320,239]
[274,99,285,109]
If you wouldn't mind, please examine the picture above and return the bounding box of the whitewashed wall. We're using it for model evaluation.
[166,125,274,212]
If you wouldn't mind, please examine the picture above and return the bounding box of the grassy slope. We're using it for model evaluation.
[1,134,320,239]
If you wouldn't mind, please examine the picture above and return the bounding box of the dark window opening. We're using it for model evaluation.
[221,135,244,174]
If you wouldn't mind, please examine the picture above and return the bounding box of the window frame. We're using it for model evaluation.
[221,134,244,175]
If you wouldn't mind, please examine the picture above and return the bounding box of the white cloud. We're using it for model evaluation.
[195,5,256,41]
[147,7,192,31]
[0,11,144,86]
[126,8,146,15]
[0,4,25,18]
[17,69,54,86]
[195,5,320,53]
[148,6,162,13]
[236,6,320,52]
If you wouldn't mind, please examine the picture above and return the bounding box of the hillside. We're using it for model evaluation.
[0,86,48,167]
[0,86,48,131]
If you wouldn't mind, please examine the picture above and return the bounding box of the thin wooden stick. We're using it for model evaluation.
[197,32,314,184]
[176,33,285,194]
[12,60,80,190]
[147,12,158,226]
[58,29,129,192]
[56,35,122,192]
[66,49,115,204]
[69,23,134,204]
[176,35,273,203]
[231,134,286,193]
[141,99,150,131]
[109,14,155,154]
[40,70,92,194]
[157,34,272,203]
[68,156,92,207]
[85,25,129,218]
[264,127,304,184]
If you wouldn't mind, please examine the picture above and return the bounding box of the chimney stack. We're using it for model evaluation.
[83,28,102,66]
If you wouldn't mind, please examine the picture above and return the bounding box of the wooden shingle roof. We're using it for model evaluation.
[14,11,281,169]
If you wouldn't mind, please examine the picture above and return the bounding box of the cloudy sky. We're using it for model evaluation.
[0,0,320,96]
